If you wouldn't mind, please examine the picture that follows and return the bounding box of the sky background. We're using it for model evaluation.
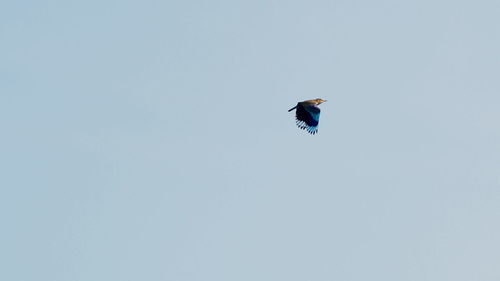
[1,0,500,280]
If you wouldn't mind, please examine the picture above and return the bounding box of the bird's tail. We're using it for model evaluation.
[288,106,297,112]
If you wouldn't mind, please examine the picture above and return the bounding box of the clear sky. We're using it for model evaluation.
[1,0,500,280]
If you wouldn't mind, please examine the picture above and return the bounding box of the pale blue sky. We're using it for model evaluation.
[1,1,500,280]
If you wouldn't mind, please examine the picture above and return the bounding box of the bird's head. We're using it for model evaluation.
[314,98,327,105]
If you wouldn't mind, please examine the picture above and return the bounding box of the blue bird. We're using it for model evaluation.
[288,98,327,135]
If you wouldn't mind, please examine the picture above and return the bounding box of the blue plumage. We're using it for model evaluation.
[288,98,327,135]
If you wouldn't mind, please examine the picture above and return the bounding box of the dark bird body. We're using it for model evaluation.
[288,98,327,135]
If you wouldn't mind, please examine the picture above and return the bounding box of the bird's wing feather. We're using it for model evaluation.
[295,104,320,134]
[304,105,321,122]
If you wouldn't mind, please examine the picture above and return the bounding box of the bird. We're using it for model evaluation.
[288,98,327,135]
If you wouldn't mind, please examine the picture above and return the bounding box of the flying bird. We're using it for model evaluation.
[288,98,327,135]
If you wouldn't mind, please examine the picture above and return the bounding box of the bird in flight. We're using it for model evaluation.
[288,98,327,135]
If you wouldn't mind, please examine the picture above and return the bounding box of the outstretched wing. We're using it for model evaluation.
[295,104,321,134]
